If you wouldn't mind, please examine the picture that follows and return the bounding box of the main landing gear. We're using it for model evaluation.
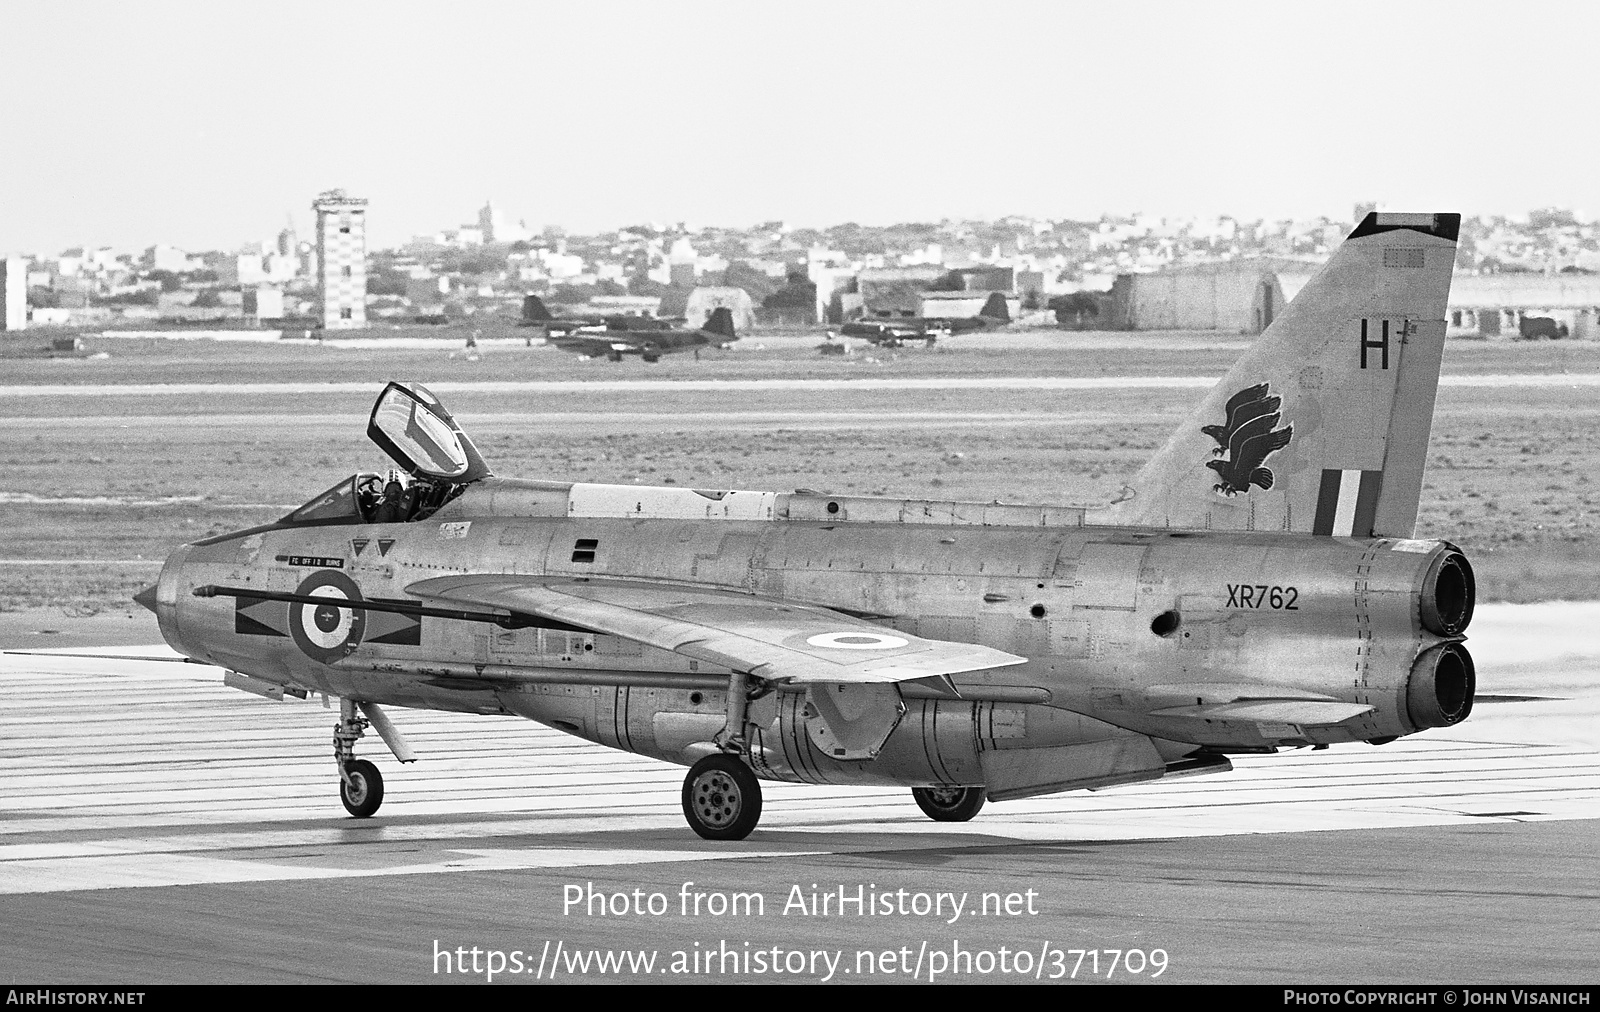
[681,754,763,841]
[334,698,384,818]
[680,669,764,840]
[912,786,985,822]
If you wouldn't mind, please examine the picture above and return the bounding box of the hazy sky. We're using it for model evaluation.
[2,0,1596,255]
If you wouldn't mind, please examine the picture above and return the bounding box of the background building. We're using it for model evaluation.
[857,266,946,318]
[242,287,284,321]
[312,188,368,329]
[1107,256,1322,333]
[919,289,1021,320]
[683,286,755,331]
[1109,254,1600,340]
[477,200,530,244]
[1445,275,1600,340]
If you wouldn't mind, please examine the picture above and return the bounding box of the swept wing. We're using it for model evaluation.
[407,574,1025,685]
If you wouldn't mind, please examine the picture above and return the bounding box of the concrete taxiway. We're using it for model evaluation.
[1,603,1597,984]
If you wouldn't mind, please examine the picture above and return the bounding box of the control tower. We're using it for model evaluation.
[312,189,367,329]
[1,258,25,331]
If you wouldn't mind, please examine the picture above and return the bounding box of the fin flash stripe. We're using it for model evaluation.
[1314,469,1383,537]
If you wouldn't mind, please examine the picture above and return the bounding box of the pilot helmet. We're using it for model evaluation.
[384,467,407,489]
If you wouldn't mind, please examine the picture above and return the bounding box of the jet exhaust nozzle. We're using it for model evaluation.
[1419,548,1474,637]
[1406,642,1475,729]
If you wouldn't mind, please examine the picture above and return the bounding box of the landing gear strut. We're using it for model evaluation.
[912,785,985,822]
[334,698,384,818]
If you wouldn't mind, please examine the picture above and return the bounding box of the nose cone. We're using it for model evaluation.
[134,583,159,614]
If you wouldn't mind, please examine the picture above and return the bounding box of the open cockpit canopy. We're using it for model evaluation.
[366,381,492,483]
[277,383,490,527]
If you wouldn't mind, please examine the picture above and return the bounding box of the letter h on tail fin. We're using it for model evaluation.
[1096,212,1460,538]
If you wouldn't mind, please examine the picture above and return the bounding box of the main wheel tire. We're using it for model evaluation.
[682,754,762,841]
[912,785,985,822]
[340,758,384,818]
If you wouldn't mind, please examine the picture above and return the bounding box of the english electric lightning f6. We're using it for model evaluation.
[140,212,1474,839]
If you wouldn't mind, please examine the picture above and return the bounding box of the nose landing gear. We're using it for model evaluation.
[334,698,384,818]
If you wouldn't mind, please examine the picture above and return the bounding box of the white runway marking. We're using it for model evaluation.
[3,603,1597,895]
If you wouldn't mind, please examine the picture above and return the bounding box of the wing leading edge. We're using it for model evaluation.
[406,575,1027,685]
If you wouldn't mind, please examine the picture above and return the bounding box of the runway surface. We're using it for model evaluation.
[2,602,1598,984]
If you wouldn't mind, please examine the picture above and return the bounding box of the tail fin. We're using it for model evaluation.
[980,291,1010,323]
[522,295,552,322]
[1096,212,1459,538]
[702,306,737,340]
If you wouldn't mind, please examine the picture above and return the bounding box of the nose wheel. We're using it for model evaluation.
[682,754,763,840]
[340,758,384,817]
[912,785,985,822]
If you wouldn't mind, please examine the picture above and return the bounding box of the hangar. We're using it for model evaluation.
[1107,256,1322,334]
[683,285,756,332]
[919,289,1021,320]
[1445,275,1600,340]
[1108,258,1600,340]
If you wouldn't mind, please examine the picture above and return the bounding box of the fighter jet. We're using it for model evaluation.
[138,213,1473,840]
[543,305,738,362]
[840,291,1012,346]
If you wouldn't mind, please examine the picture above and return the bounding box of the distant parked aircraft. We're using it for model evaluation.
[840,291,1012,346]
[548,306,739,362]
[520,294,685,339]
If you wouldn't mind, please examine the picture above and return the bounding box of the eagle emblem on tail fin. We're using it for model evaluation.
[1204,385,1292,496]
[1200,383,1281,457]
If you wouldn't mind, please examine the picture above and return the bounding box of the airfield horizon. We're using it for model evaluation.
[4,329,1597,626]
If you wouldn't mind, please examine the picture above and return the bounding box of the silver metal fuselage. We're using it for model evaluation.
[150,477,1472,799]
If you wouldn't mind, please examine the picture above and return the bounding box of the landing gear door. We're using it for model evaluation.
[367,381,493,483]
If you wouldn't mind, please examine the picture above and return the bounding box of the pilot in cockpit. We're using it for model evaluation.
[356,473,385,523]
[372,468,415,524]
